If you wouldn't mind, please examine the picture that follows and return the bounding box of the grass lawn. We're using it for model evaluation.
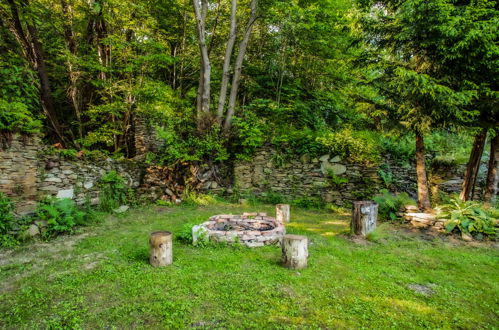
[0,202,498,329]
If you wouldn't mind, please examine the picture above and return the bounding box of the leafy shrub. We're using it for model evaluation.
[379,134,415,165]
[291,197,325,210]
[157,116,229,163]
[258,191,288,205]
[232,111,267,160]
[176,223,194,244]
[99,171,127,212]
[373,189,416,221]
[0,99,42,134]
[36,197,92,238]
[436,198,498,238]
[377,164,394,188]
[271,127,325,157]
[326,169,348,188]
[182,190,218,206]
[316,128,380,164]
[0,192,18,247]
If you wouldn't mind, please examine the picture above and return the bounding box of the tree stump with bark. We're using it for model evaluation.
[351,201,378,236]
[281,234,308,269]
[276,204,290,223]
[149,231,173,267]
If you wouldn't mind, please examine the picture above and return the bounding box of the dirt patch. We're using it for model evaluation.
[346,235,373,246]
[407,283,436,297]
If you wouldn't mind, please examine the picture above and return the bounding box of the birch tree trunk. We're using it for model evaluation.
[460,129,487,201]
[484,134,498,206]
[223,0,258,131]
[193,0,211,117]
[415,131,432,211]
[216,0,237,122]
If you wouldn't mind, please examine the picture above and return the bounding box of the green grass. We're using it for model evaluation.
[0,202,498,329]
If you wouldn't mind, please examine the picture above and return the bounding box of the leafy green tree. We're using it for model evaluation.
[358,0,479,210]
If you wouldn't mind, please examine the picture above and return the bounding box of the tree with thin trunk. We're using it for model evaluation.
[459,128,487,201]
[60,0,83,142]
[484,133,499,206]
[415,131,431,210]
[359,0,477,210]
[2,0,64,143]
[192,0,258,131]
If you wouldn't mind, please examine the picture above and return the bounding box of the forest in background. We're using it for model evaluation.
[0,0,497,210]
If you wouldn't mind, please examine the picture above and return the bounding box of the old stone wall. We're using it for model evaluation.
[234,148,486,204]
[0,134,39,212]
[0,134,142,214]
[38,156,142,206]
[234,149,382,205]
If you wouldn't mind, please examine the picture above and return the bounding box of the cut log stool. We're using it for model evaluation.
[281,234,308,269]
[276,204,290,223]
[351,201,378,236]
[149,231,173,267]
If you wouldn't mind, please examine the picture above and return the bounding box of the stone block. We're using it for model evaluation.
[56,189,74,199]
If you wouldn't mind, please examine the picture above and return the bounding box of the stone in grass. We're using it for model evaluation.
[114,205,130,213]
[25,224,40,237]
[407,283,436,297]
[192,225,209,245]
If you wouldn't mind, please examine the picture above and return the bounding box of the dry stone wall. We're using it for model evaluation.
[234,149,382,205]
[234,148,485,204]
[0,134,39,212]
[0,134,142,214]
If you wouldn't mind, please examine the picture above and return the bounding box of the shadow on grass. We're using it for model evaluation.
[124,247,150,265]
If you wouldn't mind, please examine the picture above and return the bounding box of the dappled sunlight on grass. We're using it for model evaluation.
[0,202,497,328]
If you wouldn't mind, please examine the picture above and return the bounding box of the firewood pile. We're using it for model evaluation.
[138,162,218,203]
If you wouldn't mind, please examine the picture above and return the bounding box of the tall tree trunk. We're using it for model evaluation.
[460,129,487,201]
[60,0,83,141]
[415,132,431,211]
[5,0,64,143]
[484,134,499,206]
[216,0,237,123]
[223,0,258,131]
[193,0,211,118]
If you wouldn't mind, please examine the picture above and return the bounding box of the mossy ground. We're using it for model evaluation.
[0,202,498,329]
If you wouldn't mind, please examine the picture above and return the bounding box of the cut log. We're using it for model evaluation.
[276,204,290,223]
[281,234,308,269]
[149,231,173,267]
[351,201,378,236]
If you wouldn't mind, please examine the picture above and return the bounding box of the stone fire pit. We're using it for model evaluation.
[194,212,285,247]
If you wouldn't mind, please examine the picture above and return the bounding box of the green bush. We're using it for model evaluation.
[291,197,326,210]
[0,99,42,134]
[436,198,498,239]
[99,171,127,212]
[316,128,380,164]
[176,223,194,244]
[373,189,416,221]
[0,192,18,247]
[36,197,93,238]
[258,191,288,205]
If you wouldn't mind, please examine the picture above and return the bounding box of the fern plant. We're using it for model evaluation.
[99,171,127,212]
[0,192,19,247]
[373,189,415,221]
[0,192,14,234]
[36,197,90,238]
[436,198,498,238]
